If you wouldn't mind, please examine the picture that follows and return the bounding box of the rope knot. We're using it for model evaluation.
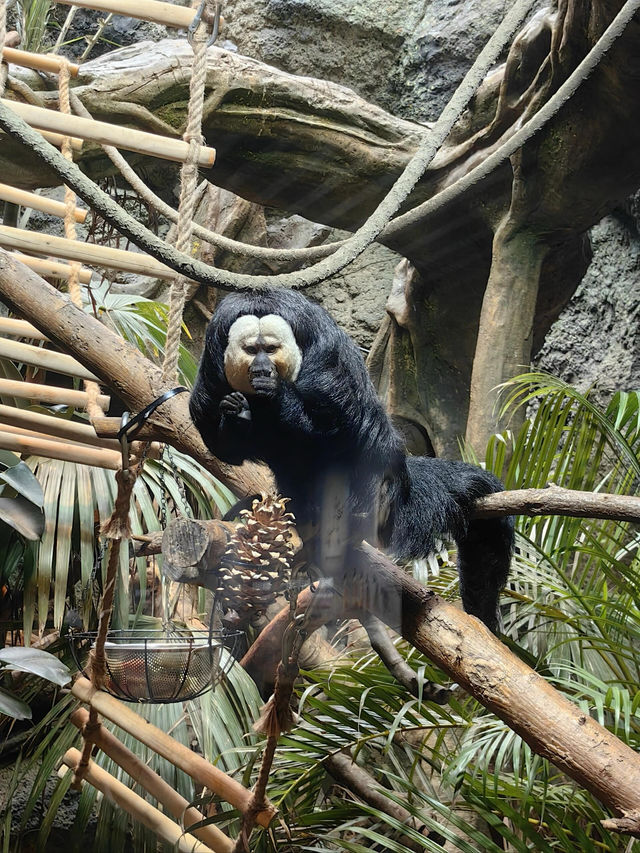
[100,465,138,540]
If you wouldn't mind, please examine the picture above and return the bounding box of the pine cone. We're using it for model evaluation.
[217,494,297,625]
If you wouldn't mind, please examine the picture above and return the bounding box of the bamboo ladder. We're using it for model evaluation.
[0,3,275,851]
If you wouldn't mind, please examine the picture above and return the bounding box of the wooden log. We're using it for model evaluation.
[7,252,92,283]
[0,336,99,381]
[1,99,216,168]
[0,317,48,340]
[0,225,175,279]
[59,747,216,853]
[161,515,303,584]
[2,47,80,77]
[162,517,235,583]
[0,183,87,222]
[0,377,110,409]
[55,0,200,29]
[0,404,119,449]
[69,709,234,853]
[71,677,276,827]
[0,430,120,468]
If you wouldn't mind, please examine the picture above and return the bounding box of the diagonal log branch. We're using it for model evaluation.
[241,544,640,834]
[0,250,272,498]
[473,485,640,521]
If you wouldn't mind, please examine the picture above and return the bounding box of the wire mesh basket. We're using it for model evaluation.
[69,629,243,703]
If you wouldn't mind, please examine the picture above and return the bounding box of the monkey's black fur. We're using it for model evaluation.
[190,288,513,631]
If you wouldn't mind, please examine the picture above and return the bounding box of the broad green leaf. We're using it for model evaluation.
[0,495,44,540]
[0,647,71,686]
[0,460,44,507]
[0,686,31,719]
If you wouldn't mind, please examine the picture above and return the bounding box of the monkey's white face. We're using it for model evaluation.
[224,314,303,395]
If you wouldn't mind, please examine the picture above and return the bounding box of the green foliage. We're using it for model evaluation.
[15,0,52,52]
[84,281,198,385]
[0,646,70,719]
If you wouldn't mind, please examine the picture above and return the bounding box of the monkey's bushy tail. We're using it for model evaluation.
[384,457,514,632]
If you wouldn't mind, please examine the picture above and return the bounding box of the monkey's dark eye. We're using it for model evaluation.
[244,345,258,355]
[264,345,279,354]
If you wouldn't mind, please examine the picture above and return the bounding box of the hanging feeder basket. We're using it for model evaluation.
[69,629,242,703]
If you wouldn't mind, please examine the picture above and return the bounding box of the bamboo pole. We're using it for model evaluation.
[7,252,92,283]
[0,404,119,449]
[38,129,84,152]
[59,748,216,853]
[0,225,176,279]
[0,337,99,381]
[71,677,276,828]
[55,0,200,29]
[1,100,216,168]
[0,377,110,409]
[0,317,48,340]
[0,431,120,468]
[92,415,164,442]
[2,47,80,77]
[0,183,87,223]
[69,709,234,853]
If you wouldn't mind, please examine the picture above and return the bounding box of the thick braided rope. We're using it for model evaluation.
[68,90,344,265]
[161,4,213,384]
[0,0,538,290]
[0,0,7,97]
[58,62,104,418]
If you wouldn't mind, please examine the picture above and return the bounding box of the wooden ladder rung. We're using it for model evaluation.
[1,47,80,77]
[0,377,110,409]
[1,225,176,279]
[59,748,217,853]
[2,99,216,168]
[0,335,99,381]
[0,183,87,223]
[55,0,205,30]
[7,253,93,283]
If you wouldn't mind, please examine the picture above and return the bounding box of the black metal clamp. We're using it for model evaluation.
[117,386,189,469]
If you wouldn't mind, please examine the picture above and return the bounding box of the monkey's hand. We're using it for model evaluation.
[220,392,252,421]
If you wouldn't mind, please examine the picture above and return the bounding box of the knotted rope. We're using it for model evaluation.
[161,1,216,385]
[0,0,6,98]
[58,59,103,419]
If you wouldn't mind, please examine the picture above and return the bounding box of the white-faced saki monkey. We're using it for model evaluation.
[190,288,514,631]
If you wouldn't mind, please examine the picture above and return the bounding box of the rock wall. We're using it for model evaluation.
[223,0,640,395]
[14,0,638,391]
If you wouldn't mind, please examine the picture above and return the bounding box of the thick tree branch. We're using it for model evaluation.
[0,251,272,498]
[473,485,640,522]
[358,612,451,705]
[324,751,438,850]
[240,545,640,832]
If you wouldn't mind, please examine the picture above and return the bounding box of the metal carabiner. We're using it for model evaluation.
[119,411,131,471]
[207,2,222,47]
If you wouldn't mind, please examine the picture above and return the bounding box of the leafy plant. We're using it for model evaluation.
[0,645,70,719]
[15,0,53,52]
[83,280,198,385]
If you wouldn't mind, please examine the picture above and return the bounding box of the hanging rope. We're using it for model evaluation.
[161,0,216,384]
[58,60,103,419]
[0,0,539,292]
[0,0,7,98]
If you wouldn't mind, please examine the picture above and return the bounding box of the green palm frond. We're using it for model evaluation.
[83,281,198,386]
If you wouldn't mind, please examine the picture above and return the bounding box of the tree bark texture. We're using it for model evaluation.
[3,0,640,452]
[0,251,273,499]
[241,543,640,829]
